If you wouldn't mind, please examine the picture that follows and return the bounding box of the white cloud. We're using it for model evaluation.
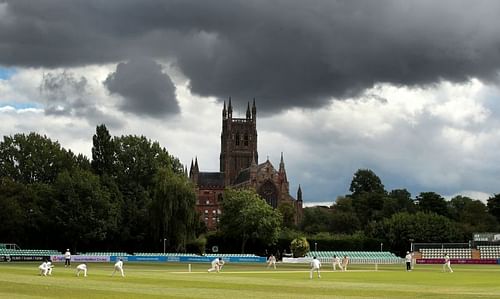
[2,66,500,204]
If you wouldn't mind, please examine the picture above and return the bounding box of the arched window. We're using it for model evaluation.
[244,133,249,146]
[258,180,278,209]
[235,132,240,146]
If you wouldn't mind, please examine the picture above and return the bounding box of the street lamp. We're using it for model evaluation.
[314,242,317,252]
[380,243,383,252]
[163,238,167,254]
[409,239,414,252]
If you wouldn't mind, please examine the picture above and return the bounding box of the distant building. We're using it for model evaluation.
[189,99,303,230]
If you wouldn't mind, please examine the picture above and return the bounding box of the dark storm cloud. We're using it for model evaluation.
[2,0,500,112]
[104,57,179,117]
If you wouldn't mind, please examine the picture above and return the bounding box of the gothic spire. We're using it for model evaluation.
[297,184,303,201]
[228,97,233,118]
[194,156,199,172]
[223,100,227,119]
[252,98,256,119]
[246,101,251,119]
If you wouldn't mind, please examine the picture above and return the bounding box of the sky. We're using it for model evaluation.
[1,0,500,206]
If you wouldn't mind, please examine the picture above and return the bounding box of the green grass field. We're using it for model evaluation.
[1,262,499,298]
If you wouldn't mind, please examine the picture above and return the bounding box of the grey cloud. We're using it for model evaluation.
[104,57,179,117]
[2,0,500,112]
[39,71,124,127]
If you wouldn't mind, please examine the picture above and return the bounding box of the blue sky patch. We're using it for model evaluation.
[0,67,16,80]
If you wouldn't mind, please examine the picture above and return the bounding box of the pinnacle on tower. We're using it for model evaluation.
[223,100,227,118]
[252,98,256,119]
[246,101,251,119]
[194,156,199,172]
[228,97,233,118]
[297,184,303,201]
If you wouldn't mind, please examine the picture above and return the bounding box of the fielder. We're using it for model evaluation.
[46,261,54,275]
[267,254,277,269]
[443,254,453,273]
[332,255,343,271]
[76,263,88,277]
[112,258,125,277]
[208,257,224,273]
[342,255,349,271]
[38,261,48,276]
[310,256,321,279]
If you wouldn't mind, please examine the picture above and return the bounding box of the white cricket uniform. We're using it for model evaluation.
[64,250,71,267]
[342,257,349,271]
[443,255,453,272]
[76,264,87,277]
[267,256,277,269]
[39,262,48,276]
[309,258,321,279]
[208,258,223,272]
[46,261,54,275]
[113,260,125,277]
[332,256,343,271]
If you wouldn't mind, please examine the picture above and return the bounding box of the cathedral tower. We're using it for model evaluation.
[220,98,258,185]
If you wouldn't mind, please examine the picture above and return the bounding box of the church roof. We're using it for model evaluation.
[232,161,274,185]
[198,172,225,187]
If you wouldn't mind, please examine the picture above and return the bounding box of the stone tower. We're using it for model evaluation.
[220,98,258,185]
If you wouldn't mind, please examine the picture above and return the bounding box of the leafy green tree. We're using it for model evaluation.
[150,167,197,252]
[0,133,78,184]
[377,212,460,254]
[299,206,333,233]
[487,194,500,223]
[219,188,282,253]
[53,169,121,250]
[91,124,116,176]
[349,169,386,196]
[0,178,26,244]
[416,192,448,216]
[290,237,310,257]
[449,196,498,236]
[278,202,296,229]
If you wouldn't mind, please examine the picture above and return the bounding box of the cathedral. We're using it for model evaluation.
[189,99,303,230]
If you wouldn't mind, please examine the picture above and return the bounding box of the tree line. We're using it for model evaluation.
[0,125,199,253]
[2,127,500,256]
[299,169,500,254]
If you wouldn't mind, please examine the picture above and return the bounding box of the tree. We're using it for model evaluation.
[450,196,498,236]
[277,202,296,229]
[0,133,78,184]
[376,212,460,254]
[416,192,448,216]
[53,169,121,250]
[487,194,500,223]
[299,206,333,234]
[349,169,386,196]
[150,167,197,252]
[91,124,116,176]
[219,188,282,253]
[290,237,310,257]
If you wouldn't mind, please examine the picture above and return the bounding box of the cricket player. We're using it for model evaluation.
[443,254,453,273]
[405,251,412,271]
[310,256,321,279]
[332,255,343,271]
[46,261,54,275]
[342,256,349,271]
[267,254,277,269]
[76,263,88,277]
[64,249,71,267]
[112,258,125,277]
[208,257,224,273]
[38,261,48,276]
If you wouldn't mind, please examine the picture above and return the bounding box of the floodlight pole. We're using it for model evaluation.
[163,238,167,254]
[314,242,317,252]
[380,243,383,252]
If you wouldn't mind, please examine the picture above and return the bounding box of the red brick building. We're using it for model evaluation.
[190,99,303,230]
